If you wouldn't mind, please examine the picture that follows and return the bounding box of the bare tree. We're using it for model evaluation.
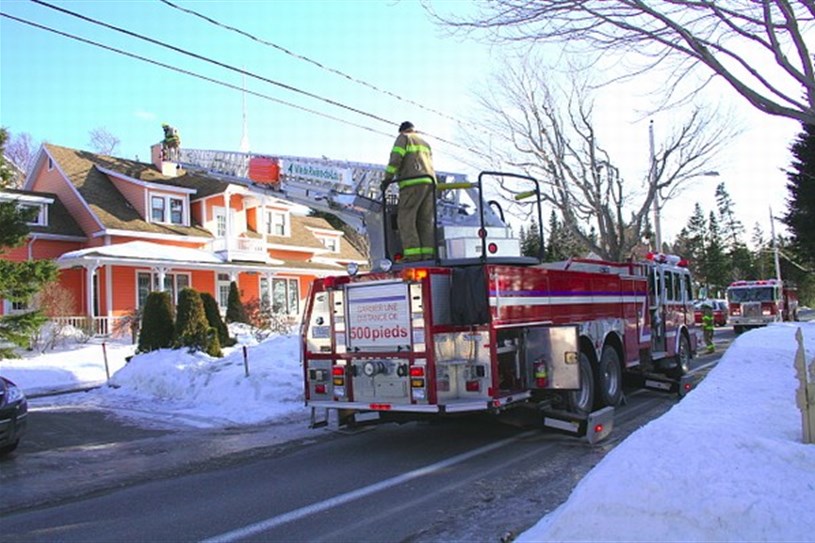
[427,1,815,125]
[468,61,735,261]
[88,127,120,156]
[5,131,39,186]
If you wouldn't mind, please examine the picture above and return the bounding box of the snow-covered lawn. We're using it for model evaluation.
[1,323,813,541]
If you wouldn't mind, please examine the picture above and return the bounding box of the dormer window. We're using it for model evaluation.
[320,236,339,253]
[150,194,186,225]
[266,210,290,237]
[22,203,47,226]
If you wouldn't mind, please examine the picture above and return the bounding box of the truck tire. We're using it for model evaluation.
[669,334,691,379]
[568,352,595,416]
[734,325,744,335]
[594,345,622,408]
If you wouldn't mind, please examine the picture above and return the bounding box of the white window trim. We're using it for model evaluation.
[22,203,47,226]
[317,235,340,253]
[3,299,29,314]
[149,192,188,226]
[135,270,192,308]
[266,209,290,237]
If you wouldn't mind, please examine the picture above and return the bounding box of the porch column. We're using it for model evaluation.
[154,266,170,292]
[265,272,274,306]
[84,262,100,318]
[105,264,113,318]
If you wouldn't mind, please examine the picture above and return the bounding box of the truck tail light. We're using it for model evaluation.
[411,378,425,388]
[409,366,425,377]
[315,384,326,394]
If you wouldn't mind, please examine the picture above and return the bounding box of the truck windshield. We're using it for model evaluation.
[727,287,774,303]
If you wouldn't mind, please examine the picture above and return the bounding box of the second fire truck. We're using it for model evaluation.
[727,279,799,334]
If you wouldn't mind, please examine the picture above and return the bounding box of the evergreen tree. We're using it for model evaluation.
[137,291,174,353]
[714,183,745,249]
[175,287,221,356]
[225,281,247,324]
[0,128,58,357]
[521,221,543,259]
[674,203,708,282]
[751,223,771,279]
[704,212,729,297]
[783,123,815,266]
[201,292,234,347]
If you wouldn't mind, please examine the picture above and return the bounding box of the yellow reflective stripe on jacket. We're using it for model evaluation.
[391,145,407,157]
[403,247,423,256]
[398,176,434,189]
[385,165,397,174]
[405,144,430,154]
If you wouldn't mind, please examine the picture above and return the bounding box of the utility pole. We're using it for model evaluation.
[649,120,660,251]
[770,206,782,281]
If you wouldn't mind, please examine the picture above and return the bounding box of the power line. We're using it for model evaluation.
[30,0,395,128]
[26,0,488,162]
[0,12,393,139]
[158,0,481,132]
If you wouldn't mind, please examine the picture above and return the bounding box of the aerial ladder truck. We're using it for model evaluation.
[178,149,702,444]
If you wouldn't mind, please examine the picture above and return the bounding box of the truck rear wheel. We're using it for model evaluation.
[567,352,595,416]
[595,346,622,408]
[669,334,691,379]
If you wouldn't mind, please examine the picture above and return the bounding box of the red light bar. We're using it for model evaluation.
[369,403,392,411]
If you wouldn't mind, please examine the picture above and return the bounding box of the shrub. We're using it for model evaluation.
[201,292,234,347]
[244,297,292,341]
[225,281,247,324]
[137,291,174,353]
[175,287,221,356]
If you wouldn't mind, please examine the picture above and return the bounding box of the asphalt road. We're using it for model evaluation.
[0,330,734,541]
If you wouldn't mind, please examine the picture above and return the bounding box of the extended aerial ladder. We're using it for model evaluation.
[177,149,517,265]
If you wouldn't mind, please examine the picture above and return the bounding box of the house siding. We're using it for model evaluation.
[108,176,147,217]
[29,158,102,236]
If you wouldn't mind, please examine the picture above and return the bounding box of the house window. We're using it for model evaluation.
[320,236,339,253]
[136,271,191,308]
[21,204,46,226]
[272,278,299,315]
[169,198,184,224]
[47,157,54,171]
[266,210,289,236]
[215,210,227,237]
[150,194,186,225]
[151,196,165,222]
[3,299,29,314]
[217,273,231,310]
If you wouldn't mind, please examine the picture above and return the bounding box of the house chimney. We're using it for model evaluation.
[151,143,181,177]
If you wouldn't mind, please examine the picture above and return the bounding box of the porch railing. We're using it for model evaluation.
[49,316,127,338]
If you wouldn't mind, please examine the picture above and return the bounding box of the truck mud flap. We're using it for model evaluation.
[542,406,614,445]
[641,372,700,397]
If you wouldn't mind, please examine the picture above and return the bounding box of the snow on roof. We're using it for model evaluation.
[58,241,224,264]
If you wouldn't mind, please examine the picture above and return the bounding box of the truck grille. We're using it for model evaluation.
[741,302,761,317]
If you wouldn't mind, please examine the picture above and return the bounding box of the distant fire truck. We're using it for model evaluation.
[727,279,799,334]
[295,171,701,442]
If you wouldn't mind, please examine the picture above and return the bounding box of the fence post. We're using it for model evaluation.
[102,340,111,383]
[243,345,249,377]
[794,328,815,444]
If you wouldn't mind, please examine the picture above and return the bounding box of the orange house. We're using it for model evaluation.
[1,143,366,335]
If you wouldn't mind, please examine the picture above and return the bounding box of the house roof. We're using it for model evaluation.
[299,215,367,262]
[0,187,86,239]
[43,144,214,238]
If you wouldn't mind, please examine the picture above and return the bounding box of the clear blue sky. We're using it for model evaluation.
[0,0,487,170]
[0,0,800,243]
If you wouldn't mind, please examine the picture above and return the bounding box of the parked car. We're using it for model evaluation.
[0,376,27,455]
[694,299,728,327]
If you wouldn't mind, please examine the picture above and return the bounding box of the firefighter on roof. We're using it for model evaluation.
[382,121,436,262]
[161,123,181,162]
[702,303,715,353]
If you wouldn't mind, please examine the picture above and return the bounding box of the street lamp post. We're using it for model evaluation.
[649,120,720,251]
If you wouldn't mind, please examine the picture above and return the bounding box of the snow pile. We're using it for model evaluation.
[519,322,815,542]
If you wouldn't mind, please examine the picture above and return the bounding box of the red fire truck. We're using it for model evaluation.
[300,171,701,442]
[727,279,799,334]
